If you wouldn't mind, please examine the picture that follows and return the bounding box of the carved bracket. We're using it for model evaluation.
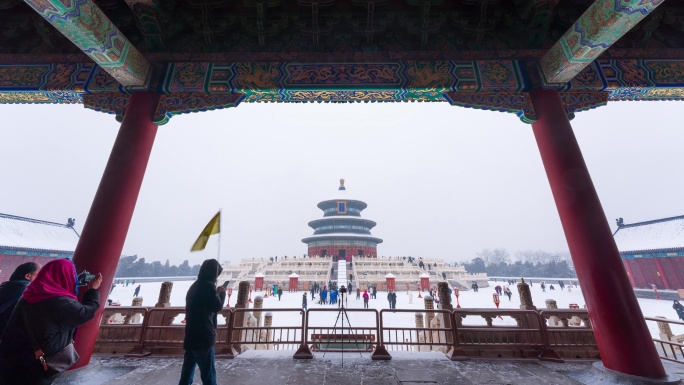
[444,91,609,124]
[83,92,245,125]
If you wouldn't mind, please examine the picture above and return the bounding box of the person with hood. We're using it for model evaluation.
[673,300,684,321]
[178,259,226,385]
[320,286,328,304]
[277,286,283,301]
[0,259,101,385]
[302,293,308,311]
[362,289,369,308]
[133,284,141,297]
[0,262,40,335]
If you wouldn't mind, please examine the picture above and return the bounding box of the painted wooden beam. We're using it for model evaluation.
[540,0,665,84]
[24,0,151,87]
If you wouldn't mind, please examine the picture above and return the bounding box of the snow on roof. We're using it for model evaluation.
[385,273,396,278]
[289,272,299,278]
[613,215,684,253]
[254,273,265,277]
[0,213,80,252]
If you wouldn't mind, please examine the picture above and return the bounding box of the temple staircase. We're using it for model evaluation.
[337,260,348,289]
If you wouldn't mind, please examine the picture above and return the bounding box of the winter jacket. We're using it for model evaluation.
[0,279,30,334]
[0,289,100,384]
[183,260,226,350]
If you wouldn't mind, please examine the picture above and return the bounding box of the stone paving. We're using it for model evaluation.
[52,351,684,385]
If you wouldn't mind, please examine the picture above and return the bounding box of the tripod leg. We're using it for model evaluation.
[340,308,363,356]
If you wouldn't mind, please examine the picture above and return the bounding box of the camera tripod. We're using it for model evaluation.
[322,285,362,365]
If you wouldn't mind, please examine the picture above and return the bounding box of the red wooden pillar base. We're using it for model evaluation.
[529,88,665,379]
[71,92,161,369]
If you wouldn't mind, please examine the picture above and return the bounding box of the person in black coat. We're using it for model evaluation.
[0,262,40,335]
[178,259,226,385]
[0,259,101,385]
[390,291,397,309]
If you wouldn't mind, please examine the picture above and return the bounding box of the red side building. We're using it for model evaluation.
[614,215,684,290]
[302,179,382,261]
[0,213,80,282]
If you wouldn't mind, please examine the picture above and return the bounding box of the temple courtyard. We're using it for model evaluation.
[108,279,684,338]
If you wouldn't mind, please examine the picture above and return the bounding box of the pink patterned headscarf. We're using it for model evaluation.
[23,259,78,303]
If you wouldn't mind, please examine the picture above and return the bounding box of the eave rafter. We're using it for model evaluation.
[24,0,151,88]
[540,0,666,85]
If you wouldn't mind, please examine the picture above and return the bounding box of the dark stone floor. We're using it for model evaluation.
[53,351,684,385]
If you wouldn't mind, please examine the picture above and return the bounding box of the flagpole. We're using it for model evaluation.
[217,209,222,263]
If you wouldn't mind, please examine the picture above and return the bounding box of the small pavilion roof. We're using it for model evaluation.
[613,215,684,253]
[254,273,265,278]
[385,273,396,278]
[289,273,299,278]
[0,213,80,253]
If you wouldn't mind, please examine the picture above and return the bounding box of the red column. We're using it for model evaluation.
[529,89,665,379]
[70,92,160,369]
[654,259,670,289]
[623,260,637,287]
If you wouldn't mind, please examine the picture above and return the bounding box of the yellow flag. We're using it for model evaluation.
[191,212,220,251]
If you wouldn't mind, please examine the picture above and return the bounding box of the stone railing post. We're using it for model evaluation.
[415,312,425,352]
[253,296,264,327]
[232,281,250,352]
[149,281,173,326]
[545,299,560,326]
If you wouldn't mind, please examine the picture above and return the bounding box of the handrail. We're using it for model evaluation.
[94,306,600,362]
[645,316,684,364]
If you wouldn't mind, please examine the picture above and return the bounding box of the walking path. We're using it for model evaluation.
[338,260,347,288]
[54,351,684,385]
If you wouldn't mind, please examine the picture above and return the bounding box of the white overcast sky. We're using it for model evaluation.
[2,100,682,266]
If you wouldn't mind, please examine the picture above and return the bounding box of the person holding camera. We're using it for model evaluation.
[178,259,226,385]
[0,259,102,385]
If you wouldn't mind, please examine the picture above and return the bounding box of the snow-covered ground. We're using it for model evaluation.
[108,280,682,338]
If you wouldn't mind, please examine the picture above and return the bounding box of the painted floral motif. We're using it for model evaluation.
[405,61,451,90]
[541,0,665,84]
[171,63,209,91]
[479,62,514,87]
[0,65,49,88]
[288,90,398,101]
[647,61,684,85]
[25,0,150,87]
[285,64,401,86]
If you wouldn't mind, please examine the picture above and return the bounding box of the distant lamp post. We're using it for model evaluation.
[226,287,233,307]
[454,287,461,308]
